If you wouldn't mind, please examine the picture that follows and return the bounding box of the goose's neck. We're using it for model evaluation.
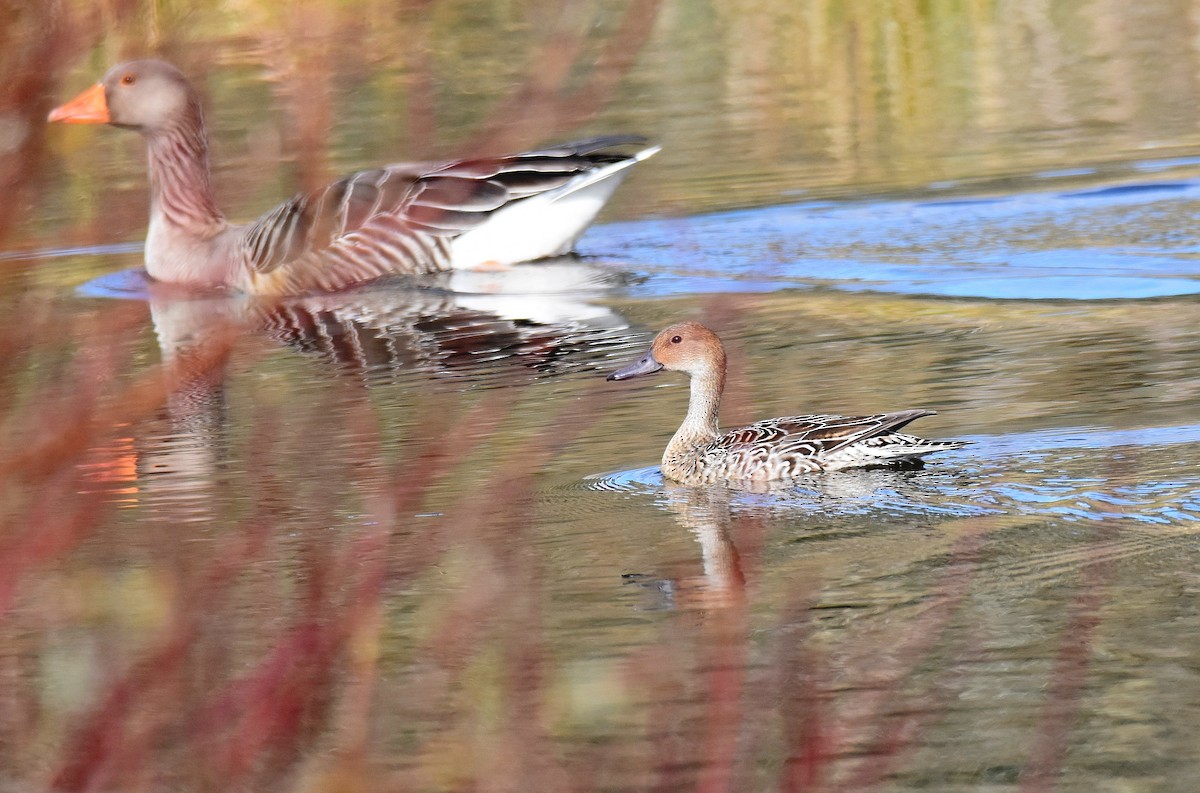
[666,365,725,459]
[145,106,226,236]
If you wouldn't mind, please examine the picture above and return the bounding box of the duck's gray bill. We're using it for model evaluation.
[607,352,664,381]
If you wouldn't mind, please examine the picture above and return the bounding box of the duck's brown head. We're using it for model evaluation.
[608,321,727,381]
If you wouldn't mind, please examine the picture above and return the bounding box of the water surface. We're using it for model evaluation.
[4,2,1200,791]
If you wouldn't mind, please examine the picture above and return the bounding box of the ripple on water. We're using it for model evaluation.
[585,424,1200,527]
[586,463,994,520]
[75,266,153,299]
[600,174,1200,300]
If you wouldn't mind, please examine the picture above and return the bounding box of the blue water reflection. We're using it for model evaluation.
[601,171,1200,300]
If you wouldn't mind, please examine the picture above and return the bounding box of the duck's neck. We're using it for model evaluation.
[145,103,226,237]
[665,365,725,459]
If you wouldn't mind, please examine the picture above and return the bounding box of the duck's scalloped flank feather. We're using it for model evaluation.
[670,411,969,483]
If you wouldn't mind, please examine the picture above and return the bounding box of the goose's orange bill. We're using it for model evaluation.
[48,83,109,124]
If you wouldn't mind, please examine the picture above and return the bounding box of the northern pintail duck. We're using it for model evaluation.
[48,60,657,295]
[607,322,968,484]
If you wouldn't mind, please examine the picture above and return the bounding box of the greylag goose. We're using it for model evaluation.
[48,59,658,295]
[607,322,968,484]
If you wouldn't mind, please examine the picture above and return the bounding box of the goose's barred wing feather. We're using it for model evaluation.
[239,136,648,290]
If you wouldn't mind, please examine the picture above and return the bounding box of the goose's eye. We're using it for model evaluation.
[120,74,136,86]
[670,335,682,344]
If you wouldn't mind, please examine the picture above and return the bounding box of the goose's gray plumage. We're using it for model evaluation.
[49,60,657,295]
[607,322,968,484]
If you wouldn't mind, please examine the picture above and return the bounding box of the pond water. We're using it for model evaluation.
[5,1,1200,791]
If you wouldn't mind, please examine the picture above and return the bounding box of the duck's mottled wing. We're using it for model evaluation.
[238,136,648,293]
[708,410,941,475]
[717,411,930,453]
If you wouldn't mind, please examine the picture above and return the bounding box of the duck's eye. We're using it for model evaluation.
[120,74,136,86]
[670,335,682,344]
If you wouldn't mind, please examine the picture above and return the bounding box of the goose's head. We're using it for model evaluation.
[49,60,197,134]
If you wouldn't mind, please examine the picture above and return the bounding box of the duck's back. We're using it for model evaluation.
[667,410,968,483]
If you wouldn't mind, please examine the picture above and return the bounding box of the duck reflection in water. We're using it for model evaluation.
[626,483,748,612]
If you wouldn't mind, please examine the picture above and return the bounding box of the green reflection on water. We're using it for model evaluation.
[17,0,1200,253]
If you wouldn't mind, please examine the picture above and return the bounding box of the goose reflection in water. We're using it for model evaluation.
[142,261,634,382]
[86,258,636,518]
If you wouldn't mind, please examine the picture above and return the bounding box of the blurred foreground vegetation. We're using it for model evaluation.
[4,1,1200,791]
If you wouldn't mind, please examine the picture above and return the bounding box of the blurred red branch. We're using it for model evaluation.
[834,530,987,791]
[0,310,236,485]
[462,0,664,153]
